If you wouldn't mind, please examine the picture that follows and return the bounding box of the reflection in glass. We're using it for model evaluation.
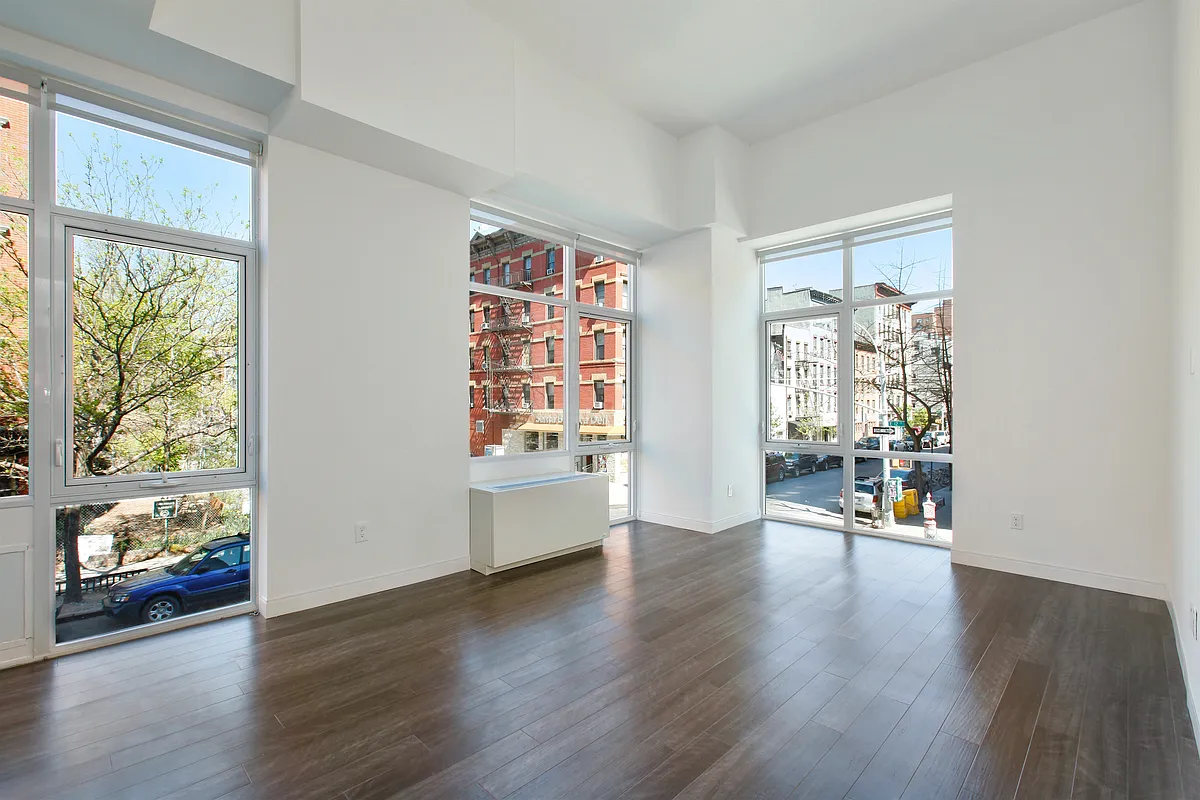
[55,489,252,643]
[764,249,843,311]
[579,317,628,442]
[0,210,29,496]
[852,458,952,542]
[852,227,952,296]
[763,450,845,528]
[852,299,952,452]
[575,248,631,310]
[576,452,630,520]
[768,317,838,444]
[71,234,240,478]
[470,291,565,456]
[56,114,251,240]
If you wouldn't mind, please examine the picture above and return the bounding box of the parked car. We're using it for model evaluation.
[783,452,819,476]
[839,480,880,515]
[103,535,251,625]
[932,431,950,448]
[816,454,843,471]
[765,453,787,483]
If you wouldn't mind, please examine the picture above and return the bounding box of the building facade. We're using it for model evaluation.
[468,229,628,457]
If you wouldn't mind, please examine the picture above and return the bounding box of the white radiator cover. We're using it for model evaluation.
[469,472,609,575]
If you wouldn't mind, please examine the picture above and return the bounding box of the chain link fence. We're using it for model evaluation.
[56,490,251,581]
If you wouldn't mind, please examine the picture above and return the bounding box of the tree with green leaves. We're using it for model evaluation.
[54,127,245,602]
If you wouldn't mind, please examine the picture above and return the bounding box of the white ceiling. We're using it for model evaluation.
[0,0,291,114]
[463,0,1142,142]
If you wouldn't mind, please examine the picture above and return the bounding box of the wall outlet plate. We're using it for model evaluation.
[354,521,368,543]
[1009,513,1024,530]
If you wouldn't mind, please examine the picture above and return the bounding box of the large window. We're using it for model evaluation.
[0,74,262,648]
[468,208,637,522]
[761,212,953,544]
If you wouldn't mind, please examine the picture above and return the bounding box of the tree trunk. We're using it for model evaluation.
[62,507,83,604]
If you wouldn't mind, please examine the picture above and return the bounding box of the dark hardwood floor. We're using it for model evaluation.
[2,520,1198,800]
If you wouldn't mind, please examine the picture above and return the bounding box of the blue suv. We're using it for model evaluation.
[103,535,251,624]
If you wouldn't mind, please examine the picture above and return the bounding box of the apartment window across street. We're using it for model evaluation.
[468,208,636,520]
[761,211,953,545]
[0,70,263,650]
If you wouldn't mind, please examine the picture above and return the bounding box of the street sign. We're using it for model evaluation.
[872,426,896,436]
[886,478,902,501]
[151,499,178,520]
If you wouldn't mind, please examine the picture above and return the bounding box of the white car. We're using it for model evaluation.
[932,431,949,448]
[839,480,879,515]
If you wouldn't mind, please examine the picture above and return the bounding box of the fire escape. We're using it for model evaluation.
[470,229,537,419]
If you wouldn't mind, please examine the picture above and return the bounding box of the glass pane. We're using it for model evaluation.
[852,226,952,297]
[575,451,630,520]
[0,211,29,496]
[853,458,952,543]
[470,291,564,457]
[56,113,252,240]
[469,221,566,300]
[764,249,843,311]
[763,450,845,527]
[576,248,632,311]
[55,489,252,643]
[71,233,241,478]
[852,299,952,454]
[768,317,838,444]
[0,95,30,199]
[579,316,628,443]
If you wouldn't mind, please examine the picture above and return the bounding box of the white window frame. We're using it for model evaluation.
[468,204,638,523]
[50,218,258,500]
[5,68,264,657]
[759,210,953,546]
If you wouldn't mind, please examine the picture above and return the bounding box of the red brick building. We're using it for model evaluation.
[468,229,628,456]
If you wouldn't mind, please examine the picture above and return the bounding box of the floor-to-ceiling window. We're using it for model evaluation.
[0,68,261,648]
[760,211,953,544]
[468,206,637,523]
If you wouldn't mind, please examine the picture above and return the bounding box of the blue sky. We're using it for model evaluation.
[765,227,953,299]
[56,114,251,239]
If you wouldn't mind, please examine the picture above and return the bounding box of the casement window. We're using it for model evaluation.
[0,70,265,649]
[760,210,954,543]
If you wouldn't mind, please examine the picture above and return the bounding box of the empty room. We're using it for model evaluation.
[1,0,1199,798]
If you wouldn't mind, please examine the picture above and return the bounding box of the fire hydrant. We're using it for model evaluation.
[923,493,938,539]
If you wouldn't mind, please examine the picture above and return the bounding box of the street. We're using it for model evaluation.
[765,457,953,541]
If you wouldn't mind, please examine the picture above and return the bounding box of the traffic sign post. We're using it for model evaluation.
[151,499,179,551]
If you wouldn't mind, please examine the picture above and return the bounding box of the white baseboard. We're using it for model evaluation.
[1166,598,1200,740]
[637,509,760,535]
[0,637,32,670]
[951,550,1168,600]
[711,510,761,533]
[258,556,470,618]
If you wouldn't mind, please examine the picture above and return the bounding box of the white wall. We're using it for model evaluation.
[639,229,715,530]
[1171,0,1200,729]
[752,0,1173,595]
[150,0,297,84]
[639,225,760,533]
[259,137,470,616]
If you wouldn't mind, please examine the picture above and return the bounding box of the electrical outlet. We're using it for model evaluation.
[1009,513,1024,531]
[727,484,734,497]
[354,521,368,544]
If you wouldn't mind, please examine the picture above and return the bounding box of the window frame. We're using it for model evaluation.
[0,70,266,658]
[50,216,258,501]
[759,210,953,546]
[468,204,637,521]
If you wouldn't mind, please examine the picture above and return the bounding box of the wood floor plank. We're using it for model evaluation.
[0,521,1195,800]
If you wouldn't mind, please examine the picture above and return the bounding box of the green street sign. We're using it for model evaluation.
[151,499,178,520]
